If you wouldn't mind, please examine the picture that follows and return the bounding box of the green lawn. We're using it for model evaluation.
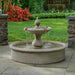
[8,18,69,42]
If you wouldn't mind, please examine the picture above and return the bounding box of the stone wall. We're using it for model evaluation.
[0,14,8,45]
[66,16,75,48]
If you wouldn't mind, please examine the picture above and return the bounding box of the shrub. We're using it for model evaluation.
[30,13,75,20]
[6,5,31,21]
[29,0,45,14]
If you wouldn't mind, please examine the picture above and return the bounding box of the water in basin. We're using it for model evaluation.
[15,42,61,49]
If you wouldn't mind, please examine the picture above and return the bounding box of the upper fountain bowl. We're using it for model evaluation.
[24,26,52,34]
[24,17,52,34]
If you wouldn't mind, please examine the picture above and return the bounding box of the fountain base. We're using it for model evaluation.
[10,41,65,64]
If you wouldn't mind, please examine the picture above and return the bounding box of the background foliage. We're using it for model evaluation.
[30,13,75,20]
[12,0,45,14]
[1,0,75,14]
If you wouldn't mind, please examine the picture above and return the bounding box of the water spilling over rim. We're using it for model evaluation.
[10,41,66,52]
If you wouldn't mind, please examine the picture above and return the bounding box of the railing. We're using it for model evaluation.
[47,0,75,10]
[48,0,66,4]
[48,4,66,10]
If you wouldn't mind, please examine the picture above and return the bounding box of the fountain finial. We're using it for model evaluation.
[35,17,40,27]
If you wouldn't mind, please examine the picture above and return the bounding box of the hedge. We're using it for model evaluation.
[30,13,75,20]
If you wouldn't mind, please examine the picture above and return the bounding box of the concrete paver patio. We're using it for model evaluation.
[0,43,75,75]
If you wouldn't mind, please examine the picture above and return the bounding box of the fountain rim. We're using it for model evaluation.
[24,27,52,31]
[10,41,66,53]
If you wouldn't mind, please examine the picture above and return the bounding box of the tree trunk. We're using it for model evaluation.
[0,0,2,10]
[3,0,12,14]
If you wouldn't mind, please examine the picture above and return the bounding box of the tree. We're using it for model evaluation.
[0,0,2,10]
[19,0,29,9]
[29,0,45,13]
[2,0,12,14]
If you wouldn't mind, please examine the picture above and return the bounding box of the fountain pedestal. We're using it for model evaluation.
[32,34,43,47]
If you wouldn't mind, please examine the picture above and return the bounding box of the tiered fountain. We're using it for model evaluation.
[10,17,65,64]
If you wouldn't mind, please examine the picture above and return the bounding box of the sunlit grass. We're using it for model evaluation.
[8,18,68,42]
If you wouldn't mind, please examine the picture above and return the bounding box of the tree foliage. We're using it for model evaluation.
[29,0,45,13]
[12,0,45,13]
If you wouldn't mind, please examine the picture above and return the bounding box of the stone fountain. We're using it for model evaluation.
[10,17,65,64]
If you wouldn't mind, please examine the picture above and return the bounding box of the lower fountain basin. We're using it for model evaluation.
[10,41,65,64]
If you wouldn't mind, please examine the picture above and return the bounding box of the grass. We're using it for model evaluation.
[8,18,69,42]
